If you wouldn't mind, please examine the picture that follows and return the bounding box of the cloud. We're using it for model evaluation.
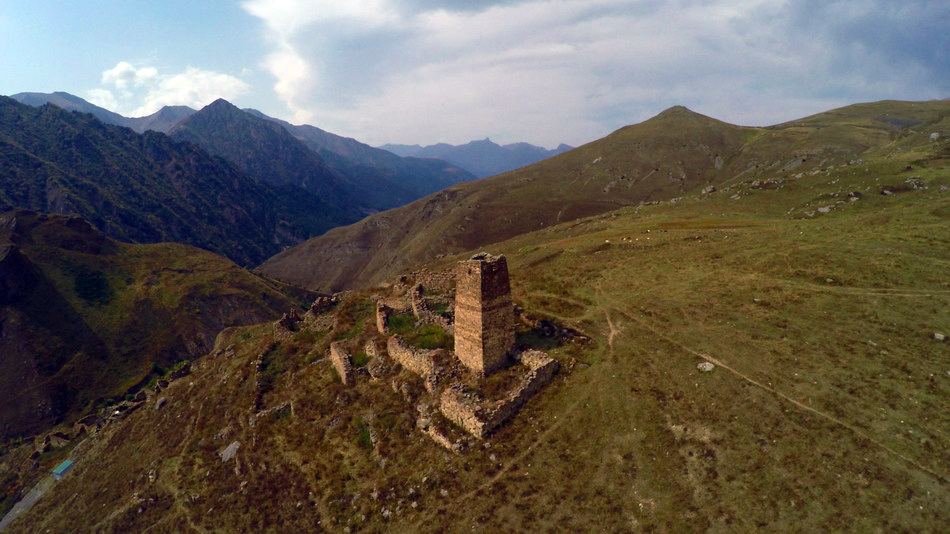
[243,0,950,147]
[87,61,249,117]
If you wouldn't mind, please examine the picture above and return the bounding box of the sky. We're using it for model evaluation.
[1,1,947,148]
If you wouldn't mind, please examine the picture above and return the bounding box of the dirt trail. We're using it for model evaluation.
[424,313,617,528]
[787,281,950,298]
[616,306,948,484]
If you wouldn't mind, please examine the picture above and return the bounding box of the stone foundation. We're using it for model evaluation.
[440,350,559,438]
[387,335,450,379]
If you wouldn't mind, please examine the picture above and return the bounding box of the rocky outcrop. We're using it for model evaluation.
[273,308,302,340]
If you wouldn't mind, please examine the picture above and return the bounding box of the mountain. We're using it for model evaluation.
[124,105,196,133]
[11,91,131,129]
[0,96,348,266]
[380,138,574,178]
[259,100,950,293]
[246,109,475,201]
[11,92,474,209]
[10,92,196,133]
[0,210,313,442]
[166,99,361,210]
[4,104,950,531]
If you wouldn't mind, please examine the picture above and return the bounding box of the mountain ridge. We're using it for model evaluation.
[0,96,348,265]
[379,138,573,178]
[258,99,950,292]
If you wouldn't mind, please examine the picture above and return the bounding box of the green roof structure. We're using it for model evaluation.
[52,460,74,480]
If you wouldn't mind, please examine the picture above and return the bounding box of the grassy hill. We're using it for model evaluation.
[5,100,949,530]
[258,100,950,293]
[0,210,313,445]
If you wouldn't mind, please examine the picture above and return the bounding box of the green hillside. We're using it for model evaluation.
[0,210,312,444]
[258,100,950,293]
[6,99,949,531]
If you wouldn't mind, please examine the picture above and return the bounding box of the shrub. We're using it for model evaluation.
[406,324,453,350]
[386,313,416,335]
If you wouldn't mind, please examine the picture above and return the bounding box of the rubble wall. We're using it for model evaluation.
[329,341,353,385]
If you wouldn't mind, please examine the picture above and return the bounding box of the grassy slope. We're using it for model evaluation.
[0,211,311,442]
[257,100,949,294]
[10,110,950,531]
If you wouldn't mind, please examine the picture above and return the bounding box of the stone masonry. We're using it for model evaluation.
[439,350,559,438]
[454,253,514,376]
[329,341,354,385]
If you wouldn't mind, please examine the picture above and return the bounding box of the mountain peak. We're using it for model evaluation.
[206,98,238,110]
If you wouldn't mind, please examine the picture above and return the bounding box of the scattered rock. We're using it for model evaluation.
[155,397,167,411]
[817,206,832,214]
[702,185,716,195]
[935,333,946,343]
[219,441,241,463]
[697,362,715,373]
[310,296,332,313]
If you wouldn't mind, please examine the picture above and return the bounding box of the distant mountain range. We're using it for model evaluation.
[3,92,478,263]
[12,92,475,209]
[380,138,573,178]
[11,91,194,134]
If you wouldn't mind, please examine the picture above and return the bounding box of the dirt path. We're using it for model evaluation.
[605,311,620,353]
[616,306,948,484]
[0,476,54,532]
[418,312,618,529]
[786,281,950,298]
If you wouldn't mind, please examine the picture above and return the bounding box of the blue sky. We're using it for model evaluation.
[1,1,947,148]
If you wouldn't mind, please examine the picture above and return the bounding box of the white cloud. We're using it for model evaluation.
[88,61,249,117]
[242,0,950,147]
[86,88,119,111]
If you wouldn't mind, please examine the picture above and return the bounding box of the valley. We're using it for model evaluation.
[1,98,949,531]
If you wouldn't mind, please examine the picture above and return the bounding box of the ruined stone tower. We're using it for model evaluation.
[454,252,514,376]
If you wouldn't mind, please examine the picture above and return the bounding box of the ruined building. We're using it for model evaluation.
[454,253,515,376]
[315,252,559,448]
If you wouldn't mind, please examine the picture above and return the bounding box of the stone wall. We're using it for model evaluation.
[386,335,449,379]
[375,299,409,335]
[329,341,354,385]
[454,253,514,376]
[439,350,559,438]
[365,339,393,379]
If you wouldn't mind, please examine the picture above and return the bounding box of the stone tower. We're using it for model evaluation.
[454,252,514,376]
